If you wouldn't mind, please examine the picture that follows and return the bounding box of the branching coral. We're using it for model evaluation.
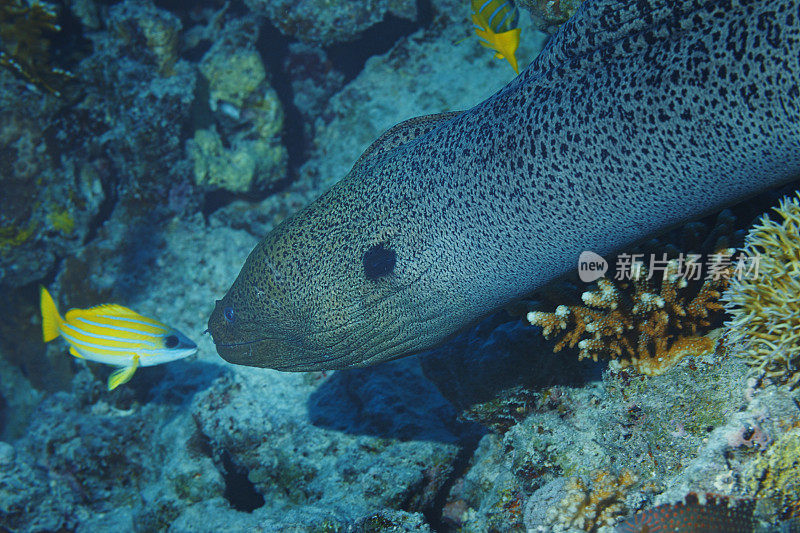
[546,469,636,532]
[528,257,730,375]
[722,193,800,388]
[0,0,72,95]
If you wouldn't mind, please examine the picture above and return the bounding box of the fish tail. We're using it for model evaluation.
[40,286,62,343]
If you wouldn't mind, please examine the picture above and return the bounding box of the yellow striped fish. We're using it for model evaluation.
[471,0,521,74]
[40,287,197,391]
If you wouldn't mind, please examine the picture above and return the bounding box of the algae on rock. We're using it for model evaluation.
[190,122,287,194]
[109,0,183,76]
[189,21,288,194]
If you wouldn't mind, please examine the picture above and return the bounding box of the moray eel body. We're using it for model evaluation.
[209,0,800,371]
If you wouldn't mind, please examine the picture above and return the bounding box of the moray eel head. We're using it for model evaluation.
[207,164,458,371]
[206,228,337,371]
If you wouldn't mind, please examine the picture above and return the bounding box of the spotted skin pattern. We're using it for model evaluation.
[209,0,800,371]
[616,492,756,532]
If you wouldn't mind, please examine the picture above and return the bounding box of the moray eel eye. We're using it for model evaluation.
[362,243,396,280]
[223,306,236,323]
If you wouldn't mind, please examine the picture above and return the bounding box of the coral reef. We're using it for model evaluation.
[440,432,528,531]
[744,427,800,521]
[450,336,767,531]
[72,1,199,212]
[192,361,465,525]
[4,0,800,530]
[616,492,756,533]
[0,104,103,288]
[723,193,800,388]
[519,0,584,33]
[199,23,267,110]
[244,0,417,46]
[189,19,287,194]
[0,0,209,288]
[0,0,73,95]
[109,0,182,76]
[544,469,637,532]
[528,257,730,376]
[0,381,226,532]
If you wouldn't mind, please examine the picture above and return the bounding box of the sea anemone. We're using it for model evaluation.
[722,193,800,388]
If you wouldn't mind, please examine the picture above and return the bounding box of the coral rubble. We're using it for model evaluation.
[528,257,730,375]
[3,0,800,530]
[723,193,800,388]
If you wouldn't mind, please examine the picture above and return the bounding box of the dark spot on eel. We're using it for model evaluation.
[363,243,396,280]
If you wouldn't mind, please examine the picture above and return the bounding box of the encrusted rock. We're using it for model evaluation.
[244,0,417,45]
[0,441,14,466]
[189,20,288,193]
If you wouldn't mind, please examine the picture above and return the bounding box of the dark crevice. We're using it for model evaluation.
[0,392,6,437]
[182,39,212,63]
[256,22,306,178]
[201,189,238,220]
[422,431,484,532]
[416,0,435,29]
[220,450,265,513]
[189,417,216,459]
[50,0,93,73]
[39,257,62,290]
[183,73,213,148]
[326,14,419,82]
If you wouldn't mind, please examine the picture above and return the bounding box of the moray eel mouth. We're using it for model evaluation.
[208,299,319,371]
[213,336,270,361]
[207,292,414,372]
[210,330,320,372]
[207,264,453,372]
[213,336,310,372]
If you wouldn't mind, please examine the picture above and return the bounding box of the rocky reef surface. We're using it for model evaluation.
[2,0,799,532]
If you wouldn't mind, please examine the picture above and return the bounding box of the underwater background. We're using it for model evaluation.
[1,0,799,531]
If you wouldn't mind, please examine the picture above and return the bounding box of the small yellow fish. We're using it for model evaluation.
[471,0,522,74]
[40,287,198,391]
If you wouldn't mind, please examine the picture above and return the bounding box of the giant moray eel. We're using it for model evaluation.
[209,0,800,371]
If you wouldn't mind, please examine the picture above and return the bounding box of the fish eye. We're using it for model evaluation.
[164,335,179,348]
[223,306,236,323]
